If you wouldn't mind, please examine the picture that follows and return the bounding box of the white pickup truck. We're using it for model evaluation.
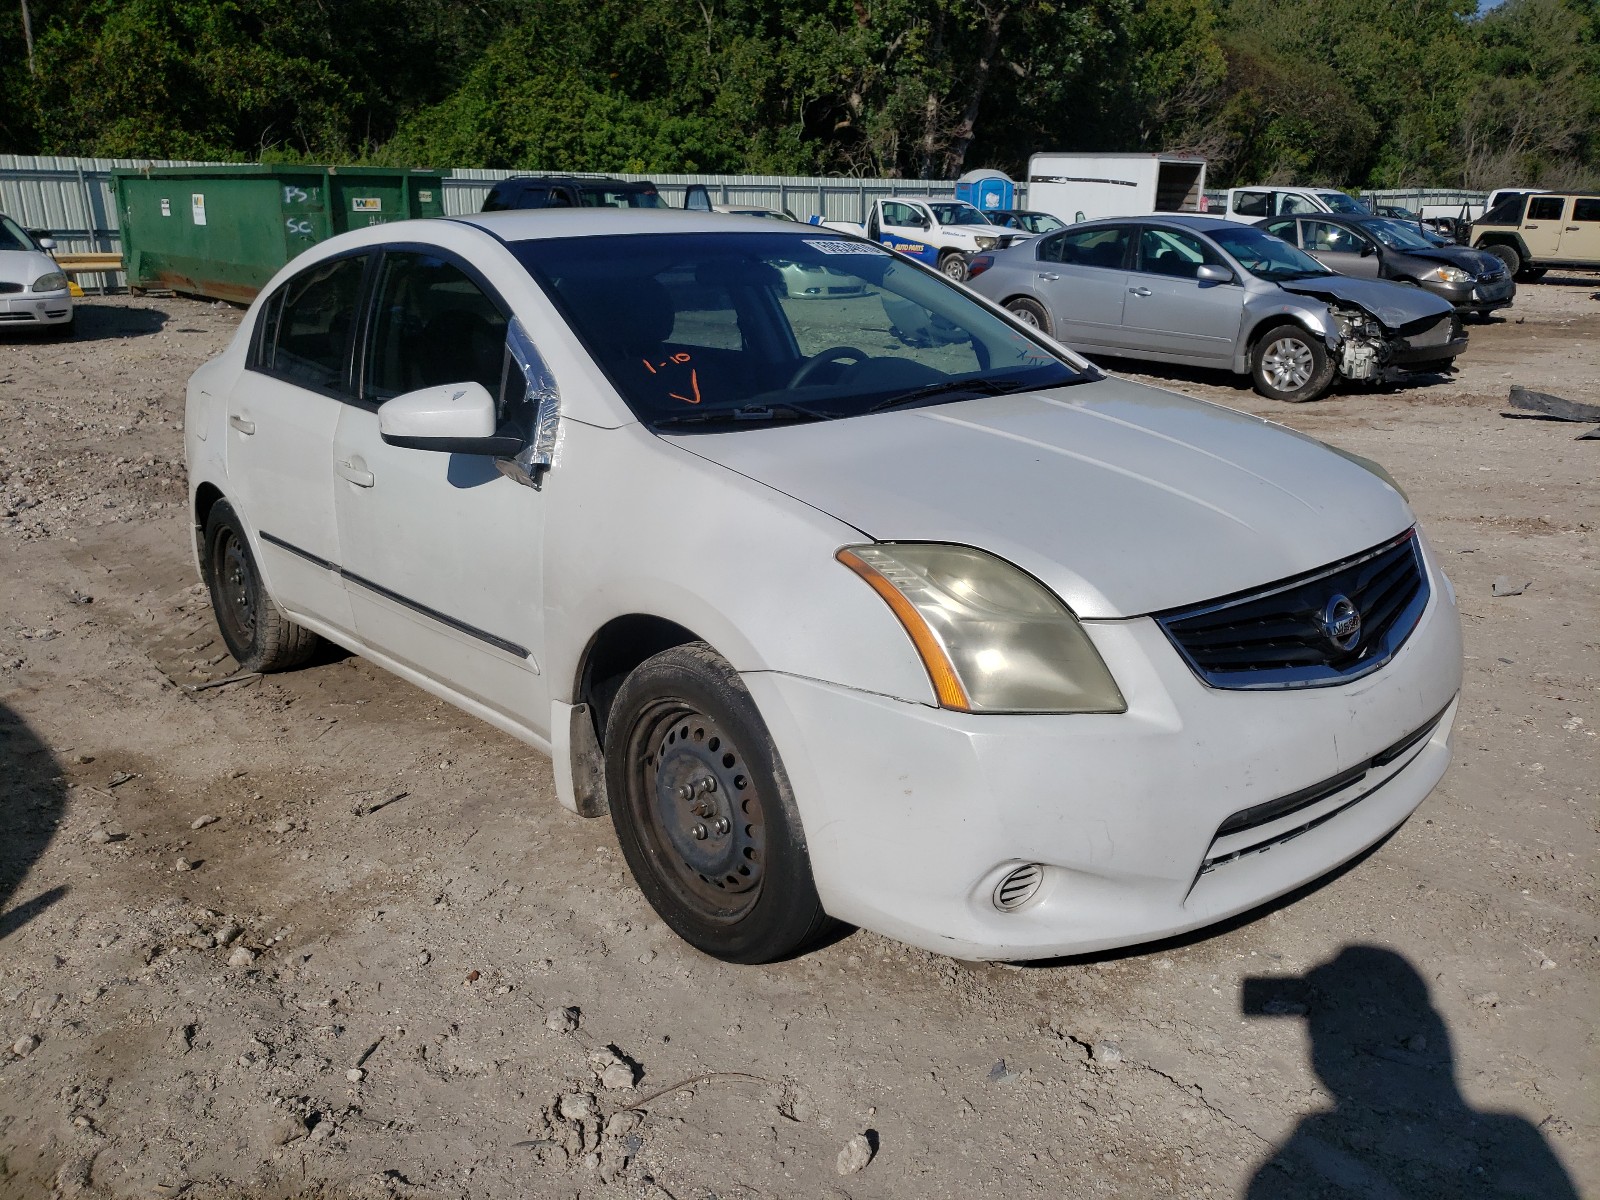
[1220,186,1371,223]
[817,196,1030,281]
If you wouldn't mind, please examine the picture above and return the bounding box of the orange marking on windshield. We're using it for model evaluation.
[642,358,657,373]
[669,368,704,405]
[671,352,692,364]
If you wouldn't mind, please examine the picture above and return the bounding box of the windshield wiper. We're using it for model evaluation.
[866,372,1081,414]
[652,401,837,430]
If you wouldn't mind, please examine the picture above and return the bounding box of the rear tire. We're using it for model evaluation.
[1005,297,1052,336]
[201,500,322,672]
[604,642,831,963]
[1250,323,1336,403]
[1483,243,1521,277]
[938,252,970,283]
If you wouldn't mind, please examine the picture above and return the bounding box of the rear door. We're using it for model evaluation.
[332,247,549,728]
[1521,196,1566,258]
[1559,197,1600,262]
[1031,224,1133,348]
[1119,226,1243,364]
[226,252,369,634]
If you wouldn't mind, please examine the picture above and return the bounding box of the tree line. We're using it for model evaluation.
[4,0,1597,189]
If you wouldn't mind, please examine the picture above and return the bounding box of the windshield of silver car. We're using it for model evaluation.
[1209,226,1335,283]
[512,232,1086,430]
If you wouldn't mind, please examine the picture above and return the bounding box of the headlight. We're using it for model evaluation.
[837,543,1126,714]
[974,236,998,250]
[32,271,68,293]
[1420,265,1470,284]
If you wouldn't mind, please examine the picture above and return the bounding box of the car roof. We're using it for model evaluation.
[451,209,830,241]
[1071,214,1240,234]
[490,175,649,188]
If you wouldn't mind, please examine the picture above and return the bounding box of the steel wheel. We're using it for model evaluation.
[626,702,766,922]
[940,254,970,282]
[211,525,259,651]
[1261,336,1314,392]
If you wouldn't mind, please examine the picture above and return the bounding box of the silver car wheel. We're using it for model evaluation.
[1262,337,1314,391]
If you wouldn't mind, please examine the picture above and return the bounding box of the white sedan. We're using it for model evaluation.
[0,214,72,336]
[185,210,1462,964]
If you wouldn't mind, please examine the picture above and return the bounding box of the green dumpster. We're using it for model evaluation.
[112,165,446,303]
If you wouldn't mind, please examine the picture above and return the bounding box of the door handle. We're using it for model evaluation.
[1129,286,1152,297]
[228,414,255,435]
[1038,272,1060,281]
[1566,225,1580,231]
[336,458,375,488]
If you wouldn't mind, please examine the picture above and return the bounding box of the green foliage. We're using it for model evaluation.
[4,0,1596,187]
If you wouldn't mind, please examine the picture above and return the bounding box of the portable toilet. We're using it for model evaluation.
[955,169,1015,213]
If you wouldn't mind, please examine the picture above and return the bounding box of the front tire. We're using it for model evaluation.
[1251,323,1336,403]
[201,500,322,672]
[604,642,831,963]
[1005,297,1052,335]
[938,252,970,283]
[1483,243,1521,278]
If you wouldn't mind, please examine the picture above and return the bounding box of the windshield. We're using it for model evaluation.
[1318,192,1369,214]
[929,202,995,227]
[580,188,667,209]
[512,232,1084,431]
[0,216,36,252]
[1209,225,1334,282]
[1365,218,1435,251]
[1023,213,1065,233]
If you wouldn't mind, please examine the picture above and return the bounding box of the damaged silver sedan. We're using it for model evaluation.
[967,214,1466,402]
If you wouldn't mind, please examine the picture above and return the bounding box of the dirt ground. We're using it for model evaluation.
[1,277,1596,1200]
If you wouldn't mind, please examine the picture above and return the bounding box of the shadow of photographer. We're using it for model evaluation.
[1244,944,1576,1199]
[0,703,68,940]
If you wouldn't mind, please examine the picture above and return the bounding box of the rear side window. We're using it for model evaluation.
[1528,197,1565,221]
[1044,225,1132,269]
[1231,191,1270,217]
[365,252,508,402]
[254,254,367,394]
[1573,198,1600,222]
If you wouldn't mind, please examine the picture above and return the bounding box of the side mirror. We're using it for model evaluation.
[1196,263,1233,284]
[37,236,56,251]
[1359,241,1376,257]
[378,382,521,455]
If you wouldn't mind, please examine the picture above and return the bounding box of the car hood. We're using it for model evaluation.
[1278,274,1452,330]
[671,378,1413,618]
[0,249,60,286]
[1394,244,1504,276]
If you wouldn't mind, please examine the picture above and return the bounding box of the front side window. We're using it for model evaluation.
[1305,221,1366,254]
[1209,225,1334,283]
[1136,227,1226,278]
[1261,219,1300,244]
[365,252,508,402]
[513,231,1086,431]
[0,215,36,252]
[882,202,924,227]
[1280,193,1320,215]
[257,254,367,394]
[1528,197,1565,221]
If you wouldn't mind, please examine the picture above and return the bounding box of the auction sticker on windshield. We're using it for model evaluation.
[803,239,888,256]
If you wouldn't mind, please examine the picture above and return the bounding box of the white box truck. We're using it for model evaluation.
[1026,153,1207,223]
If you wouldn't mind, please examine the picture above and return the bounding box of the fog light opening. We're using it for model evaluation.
[993,863,1044,912]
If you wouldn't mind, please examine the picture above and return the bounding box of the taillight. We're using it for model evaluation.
[968,254,995,278]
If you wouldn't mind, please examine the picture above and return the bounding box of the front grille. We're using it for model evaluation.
[1156,531,1429,689]
[1408,316,1456,348]
[0,282,24,294]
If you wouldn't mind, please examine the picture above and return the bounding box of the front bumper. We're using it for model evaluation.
[1428,275,1515,312]
[0,290,72,326]
[1388,316,1468,367]
[746,545,1462,961]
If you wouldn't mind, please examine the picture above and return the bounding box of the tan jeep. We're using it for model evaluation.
[1470,192,1600,280]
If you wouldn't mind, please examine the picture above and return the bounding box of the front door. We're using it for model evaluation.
[1303,220,1382,278]
[332,248,549,733]
[1521,196,1566,258]
[878,201,938,265]
[1559,197,1600,262]
[226,252,368,634]
[1119,226,1243,364]
[1031,224,1134,350]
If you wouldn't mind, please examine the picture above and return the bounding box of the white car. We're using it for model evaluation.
[185,210,1463,964]
[0,214,72,336]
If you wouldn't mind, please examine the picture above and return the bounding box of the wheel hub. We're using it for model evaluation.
[217,532,256,643]
[1263,338,1314,391]
[647,711,763,898]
